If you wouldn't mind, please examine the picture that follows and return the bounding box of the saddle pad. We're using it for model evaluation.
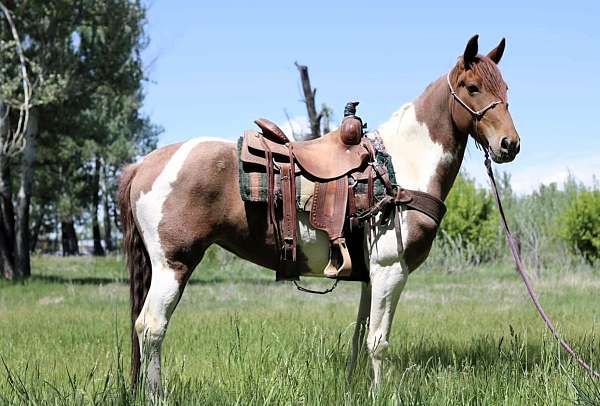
[238,137,309,204]
[237,137,396,206]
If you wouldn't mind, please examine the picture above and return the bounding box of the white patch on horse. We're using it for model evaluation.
[135,138,209,269]
[134,138,215,332]
[370,102,454,265]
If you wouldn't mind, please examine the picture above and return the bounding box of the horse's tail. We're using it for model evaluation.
[117,163,151,388]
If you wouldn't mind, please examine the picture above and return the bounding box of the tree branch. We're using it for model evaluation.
[0,1,32,157]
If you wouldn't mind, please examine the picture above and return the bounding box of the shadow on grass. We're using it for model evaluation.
[30,274,279,287]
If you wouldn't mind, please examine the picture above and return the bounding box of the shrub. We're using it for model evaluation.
[561,190,600,264]
[438,174,499,264]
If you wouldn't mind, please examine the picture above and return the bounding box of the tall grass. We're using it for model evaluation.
[1,256,599,404]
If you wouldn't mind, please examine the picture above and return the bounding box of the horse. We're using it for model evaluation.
[118,34,520,396]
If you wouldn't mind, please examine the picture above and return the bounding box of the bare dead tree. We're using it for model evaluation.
[294,62,321,140]
[0,1,32,157]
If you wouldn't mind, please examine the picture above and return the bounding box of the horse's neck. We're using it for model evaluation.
[377,76,467,201]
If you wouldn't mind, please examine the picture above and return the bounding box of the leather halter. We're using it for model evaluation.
[446,71,503,145]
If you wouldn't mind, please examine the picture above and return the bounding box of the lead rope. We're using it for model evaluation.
[484,152,600,379]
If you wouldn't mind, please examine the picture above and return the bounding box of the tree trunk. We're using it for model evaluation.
[0,101,15,279]
[102,164,113,252]
[294,62,321,140]
[112,193,121,233]
[30,206,44,253]
[61,219,79,256]
[14,111,38,279]
[0,158,15,279]
[91,156,105,256]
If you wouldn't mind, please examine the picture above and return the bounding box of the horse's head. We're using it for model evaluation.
[448,35,520,163]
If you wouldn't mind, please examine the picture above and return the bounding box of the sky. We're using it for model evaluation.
[141,1,599,193]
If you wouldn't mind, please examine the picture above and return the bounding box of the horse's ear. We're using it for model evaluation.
[487,38,506,64]
[463,34,479,68]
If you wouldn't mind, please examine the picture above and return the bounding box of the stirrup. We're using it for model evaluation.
[323,238,352,278]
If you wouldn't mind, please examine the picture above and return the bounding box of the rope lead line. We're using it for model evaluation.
[485,153,600,380]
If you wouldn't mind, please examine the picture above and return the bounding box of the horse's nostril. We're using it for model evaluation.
[501,137,510,151]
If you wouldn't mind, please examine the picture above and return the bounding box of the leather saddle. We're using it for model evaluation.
[241,102,372,279]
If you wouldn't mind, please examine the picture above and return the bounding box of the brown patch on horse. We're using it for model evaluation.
[154,140,309,284]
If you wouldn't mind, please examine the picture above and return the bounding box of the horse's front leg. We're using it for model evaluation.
[347,281,371,383]
[367,261,408,391]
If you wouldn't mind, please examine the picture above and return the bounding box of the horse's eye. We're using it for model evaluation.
[467,85,480,95]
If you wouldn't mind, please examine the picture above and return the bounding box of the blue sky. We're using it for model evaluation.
[141,1,599,193]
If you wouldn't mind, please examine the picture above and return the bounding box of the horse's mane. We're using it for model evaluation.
[452,55,508,102]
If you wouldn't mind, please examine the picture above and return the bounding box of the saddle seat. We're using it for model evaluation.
[291,129,370,180]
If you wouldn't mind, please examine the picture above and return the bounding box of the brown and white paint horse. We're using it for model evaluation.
[118,35,520,396]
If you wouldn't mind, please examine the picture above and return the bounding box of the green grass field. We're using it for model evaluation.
[1,253,599,405]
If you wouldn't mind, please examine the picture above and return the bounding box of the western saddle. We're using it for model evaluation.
[240,102,447,281]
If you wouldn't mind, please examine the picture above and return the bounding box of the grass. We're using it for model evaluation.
[0,252,599,404]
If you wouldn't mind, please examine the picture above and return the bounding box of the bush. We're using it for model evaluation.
[561,190,600,264]
[438,174,499,264]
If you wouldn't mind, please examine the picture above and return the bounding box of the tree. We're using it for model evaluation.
[438,173,499,264]
[1,0,158,278]
[561,190,600,264]
[294,62,332,140]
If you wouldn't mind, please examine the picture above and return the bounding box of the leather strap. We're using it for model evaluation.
[396,188,446,226]
[257,134,280,249]
[347,179,357,229]
[280,163,296,261]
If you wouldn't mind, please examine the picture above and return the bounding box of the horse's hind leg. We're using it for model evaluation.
[135,261,188,398]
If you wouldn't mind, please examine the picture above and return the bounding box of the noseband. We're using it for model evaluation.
[446,71,503,145]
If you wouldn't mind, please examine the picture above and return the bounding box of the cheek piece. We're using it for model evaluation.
[446,71,503,148]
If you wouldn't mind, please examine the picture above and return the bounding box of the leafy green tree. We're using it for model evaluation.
[561,190,600,264]
[439,173,499,264]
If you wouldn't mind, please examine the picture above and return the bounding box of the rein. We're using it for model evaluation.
[485,154,600,380]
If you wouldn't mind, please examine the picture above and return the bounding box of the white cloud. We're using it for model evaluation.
[278,116,311,140]
[508,155,599,194]
[278,116,339,141]
[462,148,599,194]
